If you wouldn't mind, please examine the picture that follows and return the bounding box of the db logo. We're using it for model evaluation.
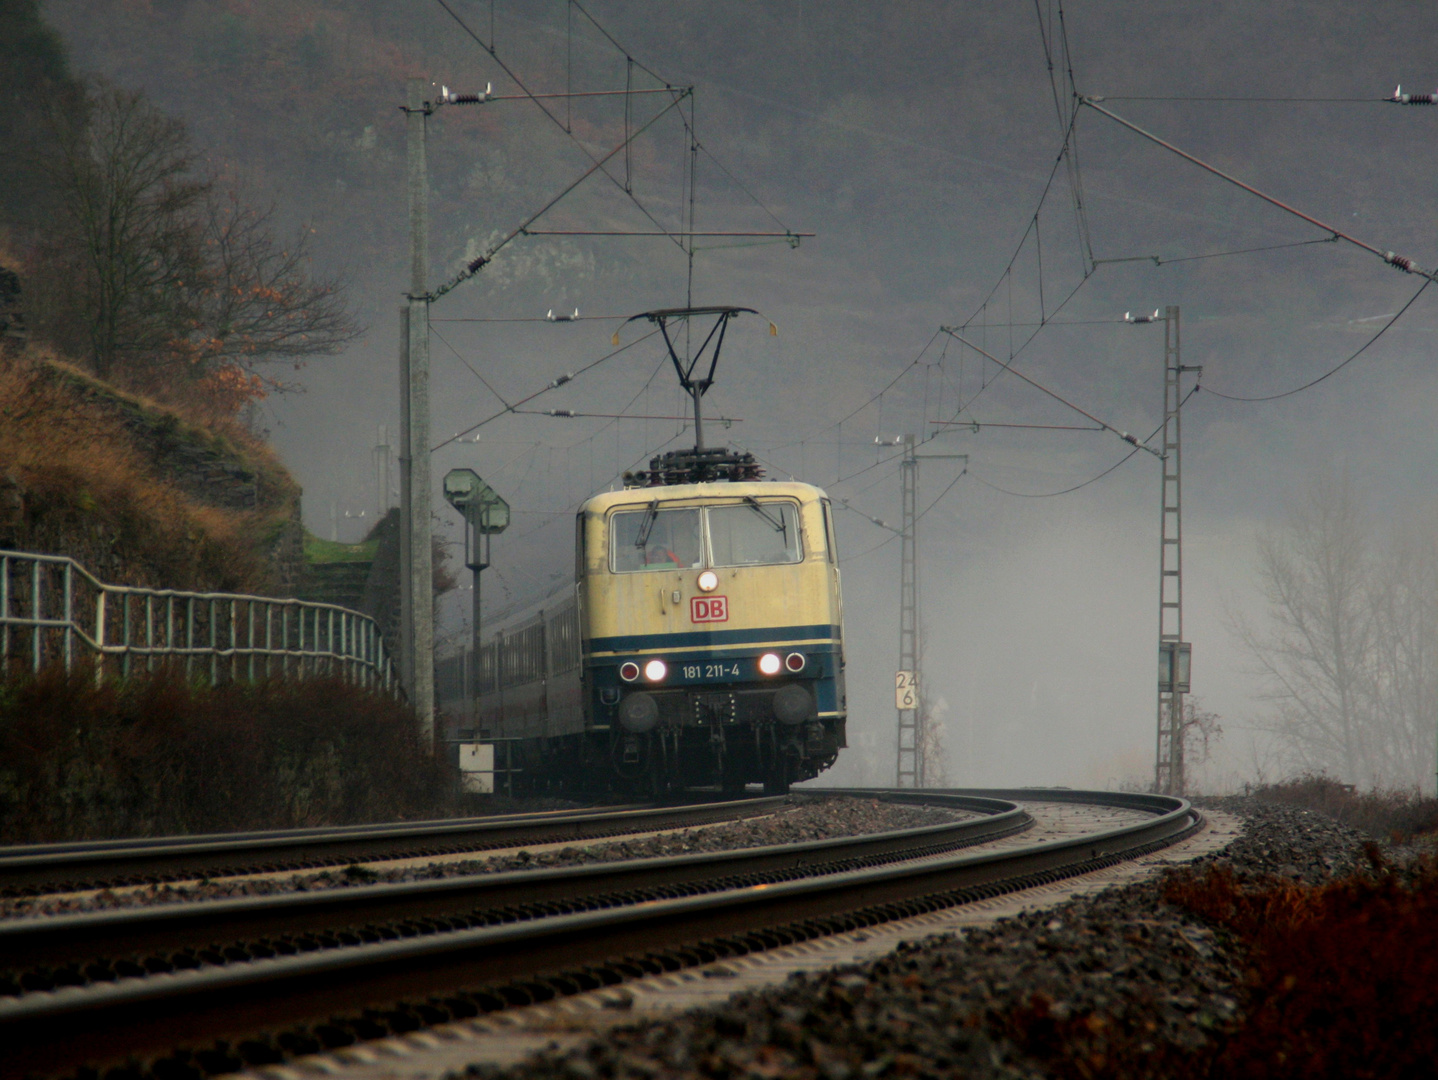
[690,595,728,623]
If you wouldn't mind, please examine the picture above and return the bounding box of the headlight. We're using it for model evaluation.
[758,652,782,676]
[697,569,719,592]
[619,661,640,682]
[785,652,806,673]
[644,658,668,682]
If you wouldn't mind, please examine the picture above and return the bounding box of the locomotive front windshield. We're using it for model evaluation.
[610,500,801,572]
[708,502,801,566]
[611,507,704,571]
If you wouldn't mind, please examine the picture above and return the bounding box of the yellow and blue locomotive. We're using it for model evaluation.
[440,447,847,794]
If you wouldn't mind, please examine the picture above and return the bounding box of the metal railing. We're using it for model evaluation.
[0,549,395,691]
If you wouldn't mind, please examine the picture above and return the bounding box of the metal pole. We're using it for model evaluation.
[1156,305,1185,795]
[398,306,413,692]
[405,76,435,745]
[692,387,705,453]
[470,522,481,694]
[896,435,918,788]
[465,514,489,720]
[62,563,72,672]
[94,590,106,685]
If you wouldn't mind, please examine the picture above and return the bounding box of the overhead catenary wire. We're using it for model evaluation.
[433,0,698,271]
[756,268,1101,496]
[971,447,1139,499]
[840,467,970,564]
[762,12,1097,481]
[934,420,1103,432]
[428,92,690,301]
[1090,95,1412,103]
[770,32,1097,473]
[761,329,945,455]
[1081,97,1438,282]
[1201,278,1432,402]
[431,328,661,451]
[1092,236,1340,268]
[434,0,803,288]
[511,408,742,422]
[432,314,629,323]
[1044,1,1096,273]
[969,385,1198,499]
[430,325,513,409]
[939,327,1161,457]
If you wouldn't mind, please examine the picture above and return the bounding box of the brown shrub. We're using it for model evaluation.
[1250,774,1438,842]
[0,666,455,842]
[1164,854,1438,1079]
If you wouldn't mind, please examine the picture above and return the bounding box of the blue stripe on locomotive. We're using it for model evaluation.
[585,622,844,721]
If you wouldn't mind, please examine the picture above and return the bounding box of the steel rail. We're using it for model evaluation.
[0,798,784,895]
[1,791,1197,1077]
[0,794,1022,974]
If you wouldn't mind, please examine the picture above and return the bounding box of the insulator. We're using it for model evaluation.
[1385,251,1420,273]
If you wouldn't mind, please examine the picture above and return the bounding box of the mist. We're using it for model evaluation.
[42,0,1438,791]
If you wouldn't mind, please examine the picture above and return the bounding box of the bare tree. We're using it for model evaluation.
[919,694,951,787]
[194,191,359,375]
[31,82,359,408]
[1366,510,1438,790]
[1236,471,1378,785]
[39,84,207,377]
[1178,697,1223,773]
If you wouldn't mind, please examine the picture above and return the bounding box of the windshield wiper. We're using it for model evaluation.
[744,496,787,537]
[636,500,659,546]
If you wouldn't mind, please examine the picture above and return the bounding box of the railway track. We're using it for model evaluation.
[1,789,1200,1079]
[0,798,784,896]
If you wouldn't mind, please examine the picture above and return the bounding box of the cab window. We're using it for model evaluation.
[708,501,802,567]
[610,506,703,572]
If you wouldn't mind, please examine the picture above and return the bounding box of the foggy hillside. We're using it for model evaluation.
[41,0,1438,790]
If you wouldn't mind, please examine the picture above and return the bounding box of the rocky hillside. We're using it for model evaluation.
[0,325,304,596]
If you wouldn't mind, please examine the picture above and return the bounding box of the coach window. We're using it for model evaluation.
[821,498,838,563]
[708,500,802,567]
[610,506,703,572]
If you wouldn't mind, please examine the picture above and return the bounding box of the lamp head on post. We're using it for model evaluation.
[443,468,510,571]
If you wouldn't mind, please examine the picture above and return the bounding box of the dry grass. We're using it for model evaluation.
[987,853,1438,1079]
[0,349,292,592]
[1163,853,1438,1079]
[0,666,455,842]
[1249,774,1438,842]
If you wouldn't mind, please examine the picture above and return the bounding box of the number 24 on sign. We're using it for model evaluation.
[895,670,918,710]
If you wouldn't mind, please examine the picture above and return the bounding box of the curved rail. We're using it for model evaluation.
[0,790,1199,1077]
[0,798,784,895]
[0,794,1022,977]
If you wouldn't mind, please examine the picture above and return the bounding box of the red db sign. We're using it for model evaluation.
[691,596,728,623]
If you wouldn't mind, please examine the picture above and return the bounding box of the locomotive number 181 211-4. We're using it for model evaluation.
[679,660,743,681]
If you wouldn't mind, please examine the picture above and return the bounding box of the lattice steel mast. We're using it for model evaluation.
[1156,305,1195,795]
[896,436,920,788]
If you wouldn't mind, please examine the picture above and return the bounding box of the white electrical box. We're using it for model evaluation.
[458,742,495,794]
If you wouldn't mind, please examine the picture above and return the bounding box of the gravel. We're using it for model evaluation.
[458,798,1378,1080]
[0,797,963,919]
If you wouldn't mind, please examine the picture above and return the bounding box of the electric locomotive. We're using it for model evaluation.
[436,305,846,793]
[438,447,847,794]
